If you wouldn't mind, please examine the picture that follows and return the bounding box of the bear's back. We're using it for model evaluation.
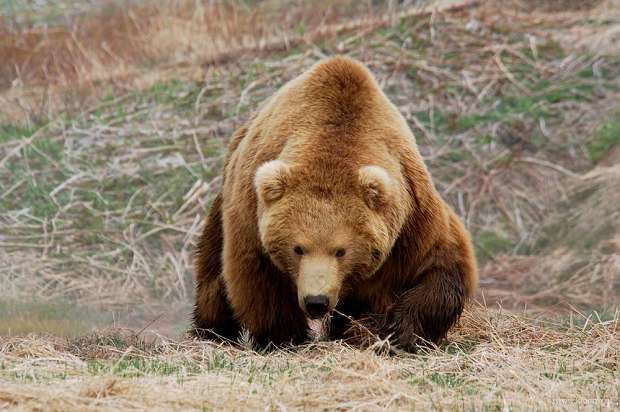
[241,57,417,171]
[223,56,425,211]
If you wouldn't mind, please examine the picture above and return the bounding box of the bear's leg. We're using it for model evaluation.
[383,270,466,352]
[193,193,241,341]
[223,251,310,348]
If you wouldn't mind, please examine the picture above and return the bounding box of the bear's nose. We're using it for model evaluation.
[303,295,330,318]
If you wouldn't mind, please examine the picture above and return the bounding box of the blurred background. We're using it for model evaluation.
[1,0,619,338]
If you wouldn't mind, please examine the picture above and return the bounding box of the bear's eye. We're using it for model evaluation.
[294,246,305,256]
[335,248,346,258]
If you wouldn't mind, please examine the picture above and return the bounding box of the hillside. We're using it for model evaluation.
[0,0,619,410]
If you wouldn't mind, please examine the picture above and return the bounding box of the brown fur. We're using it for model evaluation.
[193,56,477,350]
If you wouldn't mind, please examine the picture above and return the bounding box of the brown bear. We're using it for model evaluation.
[193,56,477,351]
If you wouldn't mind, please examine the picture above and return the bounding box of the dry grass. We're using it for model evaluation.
[1,0,620,410]
[0,0,473,124]
[1,0,371,87]
[484,162,620,310]
[0,304,618,411]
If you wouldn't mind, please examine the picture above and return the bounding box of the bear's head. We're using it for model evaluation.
[254,159,404,319]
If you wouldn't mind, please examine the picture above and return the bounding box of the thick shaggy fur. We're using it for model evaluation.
[193,56,477,351]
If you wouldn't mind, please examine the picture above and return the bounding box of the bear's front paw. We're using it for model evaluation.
[388,302,460,352]
[388,310,428,353]
[252,323,310,350]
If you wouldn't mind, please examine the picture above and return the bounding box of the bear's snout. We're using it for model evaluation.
[303,294,330,318]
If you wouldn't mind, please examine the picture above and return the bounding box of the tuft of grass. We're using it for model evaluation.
[0,123,37,143]
[87,358,202,377]
[586,111,620,163]
[474,230,514,263]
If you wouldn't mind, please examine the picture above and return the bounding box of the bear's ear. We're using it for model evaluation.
[358,165,395,210]
[255,160,291,204]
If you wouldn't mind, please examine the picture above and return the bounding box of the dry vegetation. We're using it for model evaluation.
[1,305,618,410]
[1,0,619,410]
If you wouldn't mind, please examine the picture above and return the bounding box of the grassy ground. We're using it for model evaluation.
[0,306,618,410]
[1,0,619,410]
